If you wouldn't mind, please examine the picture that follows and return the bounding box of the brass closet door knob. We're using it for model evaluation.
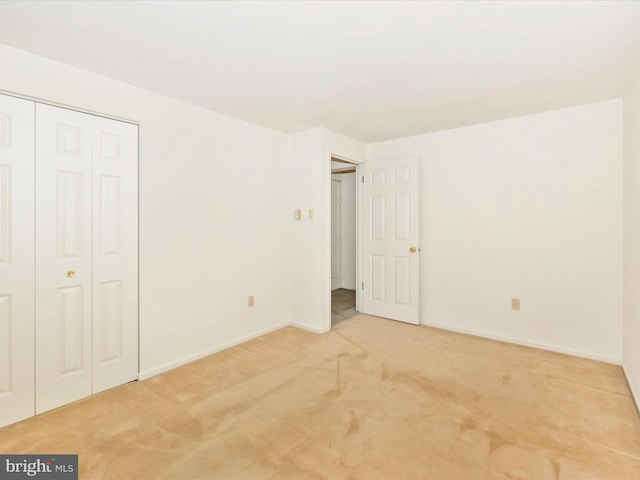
[67,271,75,278]
[410,247,417,253]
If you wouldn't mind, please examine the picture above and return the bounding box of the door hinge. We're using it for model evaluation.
[362,176,364,183]
[362,282,364,289]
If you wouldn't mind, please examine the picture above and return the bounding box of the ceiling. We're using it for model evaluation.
[1,1,640,143]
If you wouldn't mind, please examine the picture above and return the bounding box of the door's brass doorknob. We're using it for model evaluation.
[410,247,417,253]
[67,271,75,278]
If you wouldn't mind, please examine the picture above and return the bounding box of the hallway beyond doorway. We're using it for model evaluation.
[332,288,356,325]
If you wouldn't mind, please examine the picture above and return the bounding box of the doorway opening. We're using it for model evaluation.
[331,156,358,326]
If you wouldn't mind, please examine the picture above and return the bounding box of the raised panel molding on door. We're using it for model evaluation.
[0,113,12,147]
[91,114,138,394]
[0,93,35,428]
[0,166,11,263]
[35,103,139,414]
[56,171,85,258]
[362,157,420,325]
[0,95,138,427]
[35,104,93,414]
[57,286,86,375]
[0,295,11,393]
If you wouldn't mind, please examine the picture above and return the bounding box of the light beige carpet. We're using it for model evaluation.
[1,314,639,479]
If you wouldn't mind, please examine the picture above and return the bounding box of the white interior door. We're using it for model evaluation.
[0,98,138,422]
[91,115,138,393]
[331,179,341,290]
[35,104,139,413]
[0,94,35,427]
[362,157,420,324]
[35,104,93,413]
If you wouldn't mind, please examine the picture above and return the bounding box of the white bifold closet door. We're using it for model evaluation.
[0,94,36,425]
[35,103,138,414]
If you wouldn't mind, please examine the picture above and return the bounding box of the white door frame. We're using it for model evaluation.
[324,153,420,328]
[324,151,363,331]
[331,178,342,291]
[356,163,364,314]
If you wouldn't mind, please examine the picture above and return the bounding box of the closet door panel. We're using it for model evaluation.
[92,116,138,393]
[35,104,92,414]
[0,94,35,428]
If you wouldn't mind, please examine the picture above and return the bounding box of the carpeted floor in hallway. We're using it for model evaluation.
[332,288,356,325]
[1,314,639,479]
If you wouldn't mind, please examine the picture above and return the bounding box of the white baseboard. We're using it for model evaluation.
[622,362,640,416]
[138,321,290,381]
[422,320,621,365]
[291,322,330,335]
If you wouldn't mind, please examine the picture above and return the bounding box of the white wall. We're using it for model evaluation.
[340,172,357,290]
[0,45,292,378]
[290,128,365,333]
[290,128,325,332]
[367,100,623,363]
[1,43,627,392]
[623,67,640,409]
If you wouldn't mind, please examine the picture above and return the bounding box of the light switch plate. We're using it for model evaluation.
[511,298,520,311]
